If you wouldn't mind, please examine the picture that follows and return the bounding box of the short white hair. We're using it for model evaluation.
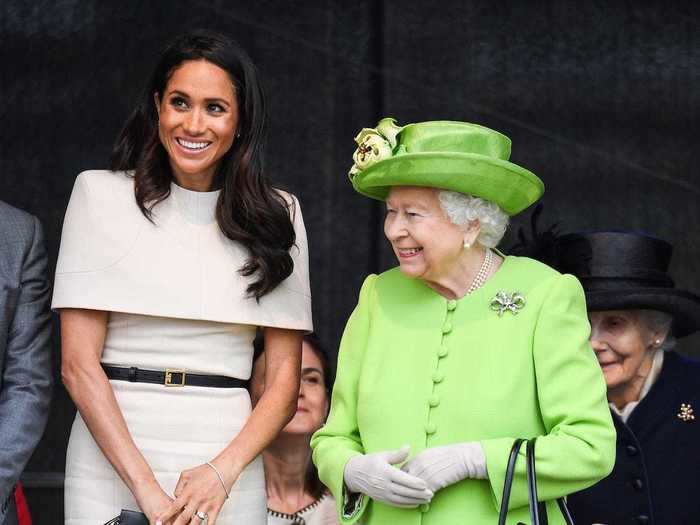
[437,190,509,248]
[636,309,676,351]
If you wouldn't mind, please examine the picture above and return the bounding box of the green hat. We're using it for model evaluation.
[348,118,544,216]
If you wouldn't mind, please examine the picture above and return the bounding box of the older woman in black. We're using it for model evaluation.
[545,231,700,525]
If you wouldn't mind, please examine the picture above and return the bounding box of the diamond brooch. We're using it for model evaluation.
[490,291,526,317]
[678,403,695,422]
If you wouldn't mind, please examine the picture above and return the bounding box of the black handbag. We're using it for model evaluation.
[497,438,575,525]
[104,509,149,525]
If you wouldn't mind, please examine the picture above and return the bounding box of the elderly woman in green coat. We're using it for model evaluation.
[311,119,616,525]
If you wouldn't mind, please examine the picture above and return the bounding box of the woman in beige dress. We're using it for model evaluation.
[54,31,312,524]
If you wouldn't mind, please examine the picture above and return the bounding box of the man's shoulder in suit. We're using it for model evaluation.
[0,200,42,283]
[0,200,38,240]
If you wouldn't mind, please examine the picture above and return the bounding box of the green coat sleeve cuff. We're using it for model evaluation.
[481,437,524,511]
[310,443,367,523]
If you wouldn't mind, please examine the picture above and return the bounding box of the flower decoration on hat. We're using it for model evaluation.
[349,118,403,179]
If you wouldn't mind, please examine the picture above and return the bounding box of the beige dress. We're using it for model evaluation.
[53,171,313,524]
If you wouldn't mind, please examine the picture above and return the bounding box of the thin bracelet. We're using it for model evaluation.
[206,461,230,499]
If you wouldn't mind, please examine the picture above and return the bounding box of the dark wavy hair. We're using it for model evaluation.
[110,30,295,299]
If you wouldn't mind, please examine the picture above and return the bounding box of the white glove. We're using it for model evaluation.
[401,442,487,493]
[343,446,434,508]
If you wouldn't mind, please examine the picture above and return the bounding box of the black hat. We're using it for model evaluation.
[555,231,700,337]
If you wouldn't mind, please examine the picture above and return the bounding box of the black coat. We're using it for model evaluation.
[567,351,700,525]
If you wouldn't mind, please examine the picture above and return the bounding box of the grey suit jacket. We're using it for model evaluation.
[0,201,52,524]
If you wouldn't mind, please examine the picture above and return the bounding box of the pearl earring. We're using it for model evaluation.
[655,339,662,346]
[463,241,471,250]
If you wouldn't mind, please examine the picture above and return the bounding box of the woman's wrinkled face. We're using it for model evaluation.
[384,186,466,281]
[250,342,329,437]
[589,310,657,390]
[155,59,239,187]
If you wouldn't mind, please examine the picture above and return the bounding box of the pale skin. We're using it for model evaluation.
[340,185,502,500]
[250,343,330,514]
[589,310,669,410]
[384,186,502,299]
[62,59,303,525]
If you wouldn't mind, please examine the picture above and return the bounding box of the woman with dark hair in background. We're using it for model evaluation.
[250,333,339,525]
[53,31,312,524]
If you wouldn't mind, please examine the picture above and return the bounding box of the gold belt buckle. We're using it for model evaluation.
[164,368,186,387]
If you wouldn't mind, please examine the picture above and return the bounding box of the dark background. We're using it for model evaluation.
[2,1,699,521]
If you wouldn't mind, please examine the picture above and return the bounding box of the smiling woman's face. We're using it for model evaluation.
[384,186,468,282]
[155,59,239,189]
[589,310,659,391]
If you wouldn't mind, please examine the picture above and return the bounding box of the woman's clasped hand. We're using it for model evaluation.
[154,460,235,524]
[343,442,488,508]
[401,442,488,492]
[343,446,433,508]
[131,479,173,523]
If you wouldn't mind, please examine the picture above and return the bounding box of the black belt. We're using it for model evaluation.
[101,364,248,389]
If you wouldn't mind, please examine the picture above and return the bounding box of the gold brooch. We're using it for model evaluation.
[678,403,695,422]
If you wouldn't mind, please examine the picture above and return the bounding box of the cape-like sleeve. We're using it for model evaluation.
[52,170,312,331]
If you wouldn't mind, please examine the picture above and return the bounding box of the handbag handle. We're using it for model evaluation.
[526,438,549,525]
[497,438,574,525]
[497,438,524,525]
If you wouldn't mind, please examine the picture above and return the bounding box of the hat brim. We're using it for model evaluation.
[351,152,544,215]
[584,287,700,338]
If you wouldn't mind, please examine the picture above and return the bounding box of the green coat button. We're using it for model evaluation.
[420,503,430,513]
[425,422,437,434]
[447,299,457,311]
[441,323,453,334]
[428,395,440,407]
[437,345,448,358]
[432,371,444,383]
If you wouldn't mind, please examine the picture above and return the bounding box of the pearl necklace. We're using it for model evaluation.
[466,248,493,295]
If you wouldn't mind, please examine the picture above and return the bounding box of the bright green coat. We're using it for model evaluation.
[311,256,616,525]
